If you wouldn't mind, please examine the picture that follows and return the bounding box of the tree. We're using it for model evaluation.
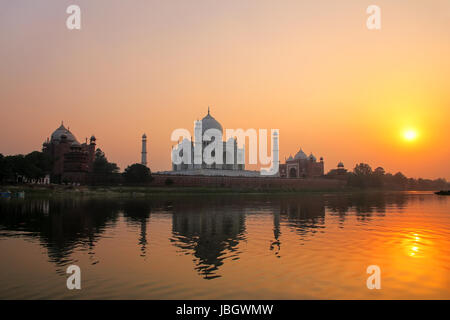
[24,151,53,179]
[354,163,373,176]
[0,155,19,182]
[0,154,7,182]
[348,163,373,188]
[393,172,407,189]
[0,151,52,183]
[372,167,385,188]
[373,167,385,176]
[93,148,119,174]
[123,163,152,184]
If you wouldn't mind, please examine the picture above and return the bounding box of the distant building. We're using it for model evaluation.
[279,149,324,178]
[42,122,96,183]
[326,162,348,180]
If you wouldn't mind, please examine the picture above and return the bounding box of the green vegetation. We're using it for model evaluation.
[93,148,119,174]
[0,151,52,183]
[0,184,360,199]
[347,163,448,190]
[122,163,153,184]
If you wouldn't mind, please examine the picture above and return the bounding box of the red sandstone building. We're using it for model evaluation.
[42,123,96,183]
[279,148,324,178]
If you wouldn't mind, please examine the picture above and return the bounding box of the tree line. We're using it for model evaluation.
[0,149,121,183]
[1,151,447,189]
[347,163,449,190]
[0,152,53,183]
[0,150,152,185]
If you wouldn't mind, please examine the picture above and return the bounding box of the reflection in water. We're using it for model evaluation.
[170,199,246,279]
[402,230,432,259]
[0,192,448,299]
[0,199,119,269]
[280,196,326,237]
[122,200,153,258]
[0,193,423,276]
[0,194,422,271]
[270,211,281,258]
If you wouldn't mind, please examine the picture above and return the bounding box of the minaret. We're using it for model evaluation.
[273,130,279,172]
[194,120,202,169]
[141,133,147,166]
[260,130,280,176]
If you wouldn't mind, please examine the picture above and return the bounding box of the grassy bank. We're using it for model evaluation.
[2,184,437,199]
[1,184,355,198]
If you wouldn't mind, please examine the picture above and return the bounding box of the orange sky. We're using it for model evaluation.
[0,0,449,179]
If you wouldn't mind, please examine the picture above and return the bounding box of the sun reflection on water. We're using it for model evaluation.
[403,231,431,258]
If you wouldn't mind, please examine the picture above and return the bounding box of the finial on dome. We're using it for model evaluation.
[208,106,210,115]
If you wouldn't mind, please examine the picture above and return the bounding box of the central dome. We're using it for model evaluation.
[50,123,78,144]
[201,108,223,135]
[294,148,307,160]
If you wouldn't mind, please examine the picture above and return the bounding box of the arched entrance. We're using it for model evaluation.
[289,167,297,178]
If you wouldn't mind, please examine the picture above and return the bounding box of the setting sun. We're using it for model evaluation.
[403,129,418,141]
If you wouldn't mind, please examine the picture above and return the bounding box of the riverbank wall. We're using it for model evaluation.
[150,174,346,190]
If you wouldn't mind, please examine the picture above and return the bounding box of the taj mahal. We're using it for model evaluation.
[158,108,261,177]
[143,108,325,178]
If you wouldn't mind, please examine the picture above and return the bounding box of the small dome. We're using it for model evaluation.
[309,153,317,161]
[338,161,344,168]
[142,133,146,139]
[294,148,307,160]
[90,135,96,141]
[50,123,78,144]
[287,155,293,161]
[202,109,223,136]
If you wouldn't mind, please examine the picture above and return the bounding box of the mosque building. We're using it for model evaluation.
[279,148,324,178]
[42,122,96,183]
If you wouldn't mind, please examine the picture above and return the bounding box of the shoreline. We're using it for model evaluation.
[0,184,438,198]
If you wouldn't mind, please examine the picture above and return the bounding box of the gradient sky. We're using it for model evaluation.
[1,0,449,179]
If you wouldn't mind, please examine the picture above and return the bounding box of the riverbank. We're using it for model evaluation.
[0,184,438,198]
[0,184,350,198]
